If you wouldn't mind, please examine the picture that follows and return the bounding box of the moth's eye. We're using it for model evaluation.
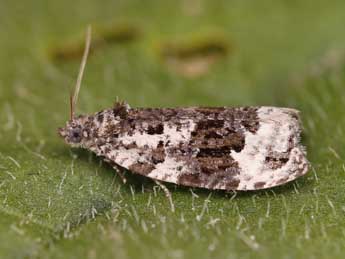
[69,128,82,143]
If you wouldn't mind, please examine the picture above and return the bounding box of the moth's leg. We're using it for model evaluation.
[104,159,127,184]
[154,180,175,213]
[112,164,127,184]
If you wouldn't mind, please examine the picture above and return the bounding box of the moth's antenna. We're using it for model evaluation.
[70,25,92,120]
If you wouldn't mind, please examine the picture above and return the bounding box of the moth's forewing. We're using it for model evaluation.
[96,106,308,190]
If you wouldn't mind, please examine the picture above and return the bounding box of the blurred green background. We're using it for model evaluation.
[1,0,345,258]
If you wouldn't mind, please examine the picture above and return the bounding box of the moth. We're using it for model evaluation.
[58,27,309,191]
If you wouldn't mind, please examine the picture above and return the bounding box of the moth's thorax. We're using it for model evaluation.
[93,110,121,138]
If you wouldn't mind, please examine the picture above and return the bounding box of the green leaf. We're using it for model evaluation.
[1,0,345,258]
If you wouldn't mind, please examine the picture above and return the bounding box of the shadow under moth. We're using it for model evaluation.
[58,27,309,192]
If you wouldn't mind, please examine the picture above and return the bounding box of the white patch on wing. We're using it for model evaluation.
[147,156,187,183]
[118,120,196,148]
[231,107,309,190]
[108,148,142,168]
[103,144,188,184]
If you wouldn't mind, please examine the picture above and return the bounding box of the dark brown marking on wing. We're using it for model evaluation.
[191,132,245,153]
[254,182,266,189]
[151,142,166,164]
[196,147,232,158]
[196,119,224,130]
[177,163,241,190]
[263,137,295,170]
[147,124,164,135]
[239,107,260,133]
[129,162,155,175]
[204,131,223,139]
[196,157,239,175]
[265,156,289,169]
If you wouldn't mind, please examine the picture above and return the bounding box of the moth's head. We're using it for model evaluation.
[58,26,92,148]
[58,115,90,148]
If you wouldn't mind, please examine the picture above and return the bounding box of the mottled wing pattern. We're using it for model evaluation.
[99,106,308,190]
